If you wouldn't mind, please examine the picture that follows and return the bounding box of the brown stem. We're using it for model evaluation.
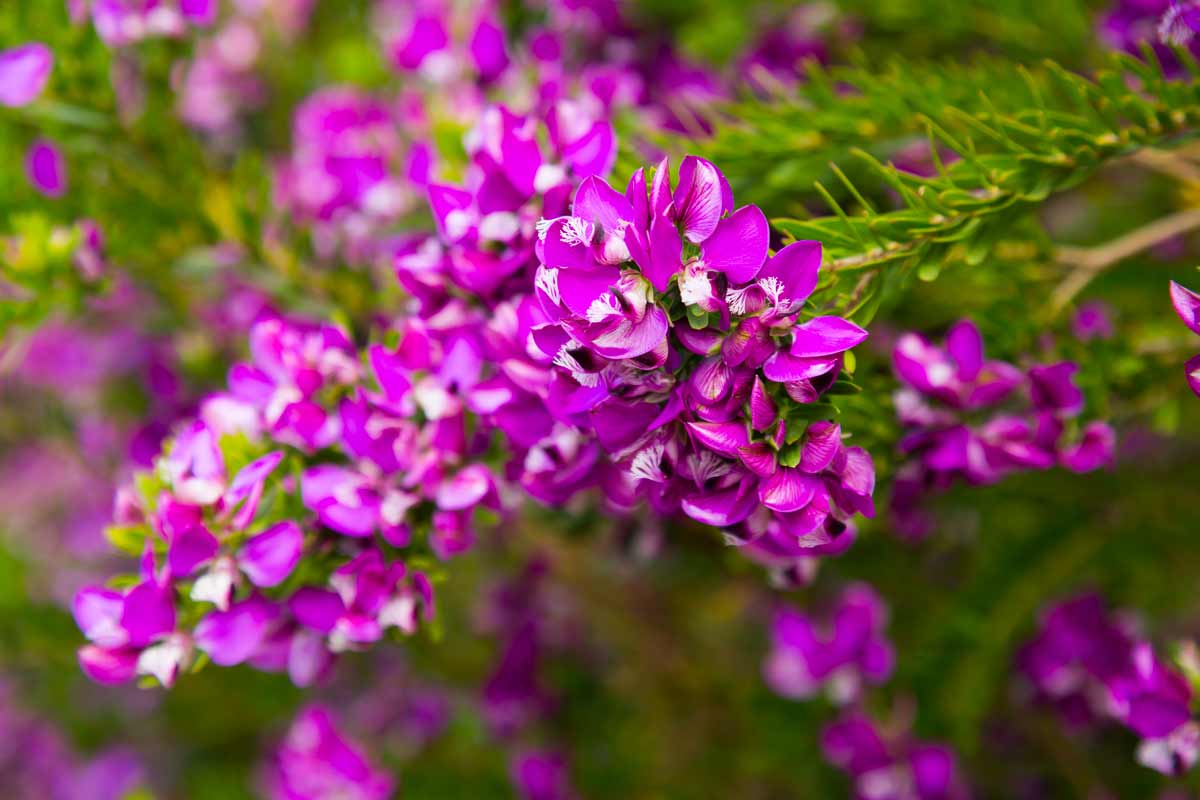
[1130,148,1200,184]
[1050,207,1200,313]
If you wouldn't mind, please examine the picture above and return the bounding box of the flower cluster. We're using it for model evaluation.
[264,704,394,800]
[73,312,499,688]
[410,99,615,305]
[530,156,876,580]
[1019,594,1199,776]
[821,712,968,800]
[372,0,724,135]
[387,104,618,517]
[755,579,965,795]
[272,87,422,262]
[763,583,894,704]
[176,1,316,138]
[267,0,715,270]
[73,0,218,48]
[1169,281,1200,397]
[890,319,1115,539]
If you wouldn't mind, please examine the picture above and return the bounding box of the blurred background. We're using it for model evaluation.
[3,0,1200,797]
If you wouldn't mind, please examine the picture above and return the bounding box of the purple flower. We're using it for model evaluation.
[74,577,186,686]
[821,712,968,800]
[164,419,226,505]
[176,20,266,135]
[891,320,1114,538]
[740,6,835,89]
[0,43,53,106]
[25,139,66,197]
[222,450,285,530]
[1072,301,1115,341]
[1101,0,1200,74]
[531,157,875,575]
[273,87,416,259]
[302,465,385,538]
[1160,1,1200,45]
[265,705,394,800]
[763,583,894,703]
[511,751,575,800]
[1169,281,1200,397]
[1020,593,1197,774]
[238,521,305,587]
[91,1,179,46]
[222,316,360,449]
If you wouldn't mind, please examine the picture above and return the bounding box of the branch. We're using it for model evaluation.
[1050,207,1200,313]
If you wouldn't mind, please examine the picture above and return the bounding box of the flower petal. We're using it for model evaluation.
[26,139,66,197]
[78,645,138,686]
[239,521,304,588]
[557,265,619,316]
[168,525,219,578]
[194,596,279,667]
[1188,353,1200,398]
[686,420,749,456]
[1027,362,1083,415]
[762,351,840,383]
[737,442,778,477]
[1059,421,1115,473]
[0,43,53,107]
[750,376,778,431]
[946,320,983,381]
[681,484,757,527]
[73,587,127,648]
[1170,281,1200,336]
[673,156,733,243]
[758,240,821,306]
[699,205,769,284]
[589,398,660,452]
[288,587,345,633]
[800,421,842,473]
[759,467,819,512]
[789,317,869,358]
[573,175,634,236]
[120,581,176,648]
[436,464,496,511]
[642,212,683,291]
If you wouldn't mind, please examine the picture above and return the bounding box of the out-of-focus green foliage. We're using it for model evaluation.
[3,1,1200,798]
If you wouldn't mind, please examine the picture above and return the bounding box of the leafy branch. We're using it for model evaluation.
[699,49,1200,319]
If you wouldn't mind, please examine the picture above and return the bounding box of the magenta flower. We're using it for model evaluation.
[176,20,266,135]
[265,705,394,800]
[512,751,575,800]
[91,1,180,46]
[272,87,416,260]
[217,316,361,450]
[1161,1,1200,45]
[194,593,281,666]
[528,156,875,576]
[69,284,522,688]
[1169,281,1200,397]
[0,43,52,107]
[891,319,1114,539]
[1020,593,1199,775]
[25,139,67,197]
[74,576,184,686]
[1072,301,1115,341]
[1100,0,1200,74]
[763,584,894,703]
[821,712,968,800]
